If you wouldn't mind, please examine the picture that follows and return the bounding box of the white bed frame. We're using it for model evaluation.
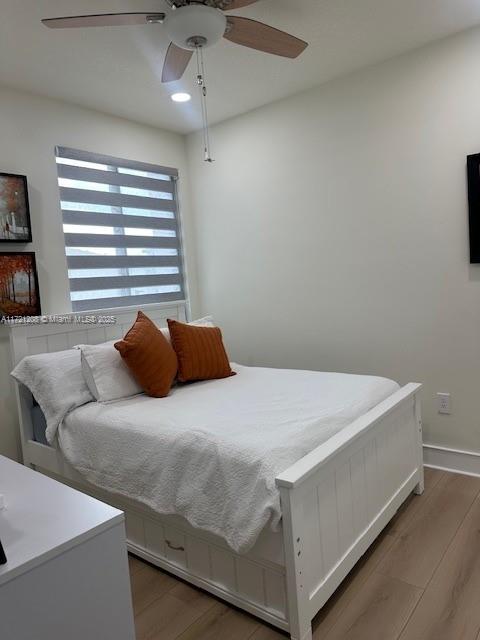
[7,302,424,640]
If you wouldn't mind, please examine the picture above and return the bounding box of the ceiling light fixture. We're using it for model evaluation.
[171,92,191,103]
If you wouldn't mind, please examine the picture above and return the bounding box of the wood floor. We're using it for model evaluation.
[129,468,480,640]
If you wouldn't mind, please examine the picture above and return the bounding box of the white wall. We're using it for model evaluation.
[0,86,198,460]
[187,27,480,454]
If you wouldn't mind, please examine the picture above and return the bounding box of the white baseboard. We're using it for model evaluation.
[423,444,480,478]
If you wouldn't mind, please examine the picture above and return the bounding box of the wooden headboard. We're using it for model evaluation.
[5,301,187,469]
[7,301,187,366]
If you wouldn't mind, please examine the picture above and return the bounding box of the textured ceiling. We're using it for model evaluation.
[2,0,480,133]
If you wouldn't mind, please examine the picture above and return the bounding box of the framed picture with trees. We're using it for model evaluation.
[0,252,41,318]
[0,173,32,243]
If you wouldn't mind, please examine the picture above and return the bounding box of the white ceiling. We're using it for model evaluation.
[2,0,480,134]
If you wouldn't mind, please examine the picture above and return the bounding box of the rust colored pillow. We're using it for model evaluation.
[167,319,235,383]
[115,311,178,397]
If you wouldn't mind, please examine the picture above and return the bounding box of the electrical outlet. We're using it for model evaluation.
[437,392,451,415]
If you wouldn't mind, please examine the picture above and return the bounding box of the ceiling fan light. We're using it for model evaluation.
[171,92,192,103]
[165,5,227,50]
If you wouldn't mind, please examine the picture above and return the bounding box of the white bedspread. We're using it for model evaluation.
[58,365,399,553]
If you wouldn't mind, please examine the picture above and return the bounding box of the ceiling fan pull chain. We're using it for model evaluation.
[196,45,214,163]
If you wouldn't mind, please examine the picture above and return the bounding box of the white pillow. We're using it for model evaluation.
[78,316,215,402]
[77,341,143,402]
[190,315,215,327]
[11,350,94,445]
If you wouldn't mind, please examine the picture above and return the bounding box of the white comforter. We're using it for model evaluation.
[58,365,399,553]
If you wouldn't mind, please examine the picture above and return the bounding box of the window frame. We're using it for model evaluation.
[55,146,187,313]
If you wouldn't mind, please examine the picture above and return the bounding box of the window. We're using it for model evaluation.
[55,147,186,312]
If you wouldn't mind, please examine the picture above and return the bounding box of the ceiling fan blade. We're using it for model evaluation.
[162,43,194,83]
[42,13,165,29]
[224,0,260,9]
[224,17,308,59]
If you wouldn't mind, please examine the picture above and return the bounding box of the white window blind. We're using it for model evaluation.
[55,146,185,312]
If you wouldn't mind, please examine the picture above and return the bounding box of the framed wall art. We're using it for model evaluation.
[0,173,32,243]
[0,252,41,318]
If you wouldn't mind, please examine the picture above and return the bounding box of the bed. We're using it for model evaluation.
[7,303,424,640]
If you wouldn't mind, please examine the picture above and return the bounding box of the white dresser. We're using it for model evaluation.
[0,455,135,640]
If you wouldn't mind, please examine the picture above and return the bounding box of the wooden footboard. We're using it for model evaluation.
[276,383,423,640]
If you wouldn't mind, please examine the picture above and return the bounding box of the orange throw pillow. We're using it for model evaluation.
[167,319,235,383]
[115,311,178,397]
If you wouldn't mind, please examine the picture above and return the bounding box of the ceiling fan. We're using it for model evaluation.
[42,0,309,84]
